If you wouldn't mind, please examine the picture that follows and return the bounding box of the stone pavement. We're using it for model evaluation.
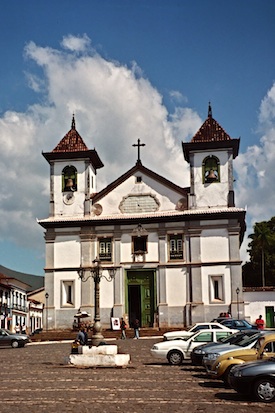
[1,337,274,413]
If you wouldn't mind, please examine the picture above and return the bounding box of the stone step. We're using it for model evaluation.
[30,327,171,342]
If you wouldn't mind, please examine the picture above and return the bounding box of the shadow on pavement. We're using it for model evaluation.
[215,391,253,403]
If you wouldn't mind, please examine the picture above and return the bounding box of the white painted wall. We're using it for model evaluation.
[166,267,186,306]
[201,228,229,262]
[54,237,81,268]
[244,291,275,325]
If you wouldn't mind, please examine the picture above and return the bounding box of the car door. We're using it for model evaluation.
[0,330,9,347]
[186,331,213,357]
[261,340,275,359]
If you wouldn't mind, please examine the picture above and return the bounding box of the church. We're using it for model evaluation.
[38,105,246,330]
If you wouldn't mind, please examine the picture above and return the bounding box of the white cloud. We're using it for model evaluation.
[169,90,188,105]
[235,81,275,262]
[61,34,92,53]
[0,35,201,257]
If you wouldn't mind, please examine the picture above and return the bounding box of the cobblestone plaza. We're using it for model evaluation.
[1,337,274,413]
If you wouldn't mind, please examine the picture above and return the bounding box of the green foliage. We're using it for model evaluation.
[242,218,275,287]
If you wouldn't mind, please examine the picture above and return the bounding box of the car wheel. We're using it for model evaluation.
[11,340,19,348]
[222,365,235,385]
[254,378,275,403]
[167,350,183,365]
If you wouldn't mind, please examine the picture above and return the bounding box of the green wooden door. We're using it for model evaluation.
[127,270,155,328]
[266,306,275,328]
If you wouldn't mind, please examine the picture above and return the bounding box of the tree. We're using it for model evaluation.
[242,218,275,287]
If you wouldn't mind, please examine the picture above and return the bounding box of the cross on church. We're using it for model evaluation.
[132,139,145,164]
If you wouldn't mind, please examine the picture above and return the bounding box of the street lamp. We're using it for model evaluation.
[236,287,240,320]
[45,292,49,331]
[78,258,117,346]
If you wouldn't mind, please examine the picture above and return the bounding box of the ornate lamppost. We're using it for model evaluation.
[45,292,49,331]
[78,258,117,346]
[236,287,240,320]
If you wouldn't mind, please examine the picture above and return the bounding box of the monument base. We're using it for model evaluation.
[68,344,130,368]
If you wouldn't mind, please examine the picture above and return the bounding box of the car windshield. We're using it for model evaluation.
[219,332,241,343]
[237,333,260,347]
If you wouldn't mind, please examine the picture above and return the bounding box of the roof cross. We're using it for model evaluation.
[132,139,145,164]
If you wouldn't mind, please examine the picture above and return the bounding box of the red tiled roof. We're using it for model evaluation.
[191,104,231,143]
[52,116,89,153]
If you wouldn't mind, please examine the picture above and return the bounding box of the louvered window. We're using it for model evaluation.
[99,238,112,262]
[169,235,183,260]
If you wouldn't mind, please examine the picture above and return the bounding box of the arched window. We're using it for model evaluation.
[202,156,220,184]
[62,165,77,192]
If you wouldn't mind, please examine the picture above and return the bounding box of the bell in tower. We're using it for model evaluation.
[205,169,218,183]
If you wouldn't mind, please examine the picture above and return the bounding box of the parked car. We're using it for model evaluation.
[220,319,256,330]
[0,328,30,348]
[191,329,259,366]
[30,328,43,336]
[203,331,265,373]
[211,317,228,323]
[163,322,236,341]
[151,328,237,365]
[207,332,275,384]
[228,357,275,403]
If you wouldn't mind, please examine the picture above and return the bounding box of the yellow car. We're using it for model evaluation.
[207,333,275,384]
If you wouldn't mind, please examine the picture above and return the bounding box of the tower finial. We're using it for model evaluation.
[71,114,76,130]
[208,102,212,118]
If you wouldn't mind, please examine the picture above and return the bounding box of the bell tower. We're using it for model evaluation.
[42,116,104,217]
[182,104,240,210]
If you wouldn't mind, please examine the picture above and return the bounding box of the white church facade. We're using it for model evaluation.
[38,106,246,330]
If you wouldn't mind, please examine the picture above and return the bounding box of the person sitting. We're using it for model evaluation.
[76,328,85,345]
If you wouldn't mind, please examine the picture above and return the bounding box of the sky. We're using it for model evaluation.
[0,0,275,276]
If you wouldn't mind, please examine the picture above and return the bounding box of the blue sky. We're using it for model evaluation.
[0,0,275,275]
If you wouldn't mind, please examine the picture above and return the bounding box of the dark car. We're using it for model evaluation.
[220,319,256,330]
[30,328,43,336]
[191,329,259,366]
[0,328,30,348]
[228,357,275,403]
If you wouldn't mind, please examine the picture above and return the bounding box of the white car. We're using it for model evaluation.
[163,322,236,341]
[151,328,237,365]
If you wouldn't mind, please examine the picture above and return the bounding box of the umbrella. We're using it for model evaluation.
[74,310,91,318]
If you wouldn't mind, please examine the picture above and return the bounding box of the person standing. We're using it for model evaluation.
[120,318,127,339]
[255,315,265,330]
[14,323,20,334]
[133,318,140,339]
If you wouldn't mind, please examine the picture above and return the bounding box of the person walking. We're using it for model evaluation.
[255,315,265,330]
[133,318,140,339]
[120,318,127,339]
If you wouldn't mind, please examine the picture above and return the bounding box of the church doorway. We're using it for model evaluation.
[126,270,156,328]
